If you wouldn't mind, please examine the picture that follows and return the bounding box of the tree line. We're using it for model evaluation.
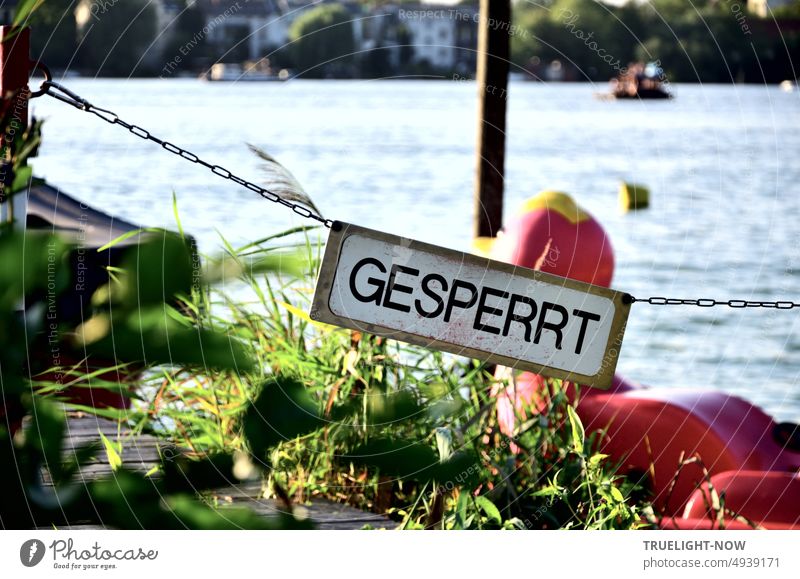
[25,0,800,82]
[513,0,799,83]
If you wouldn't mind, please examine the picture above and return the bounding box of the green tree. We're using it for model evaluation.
[774,0,800,18]
[28,0,77,70]
[288,4,356,78]
[161,0,208,73]
[512,0,633,80]
[76,0,157,76]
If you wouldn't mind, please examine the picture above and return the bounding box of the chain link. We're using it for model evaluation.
[625,296,800,309]
[31,80,800,311]
[36,80,333,228]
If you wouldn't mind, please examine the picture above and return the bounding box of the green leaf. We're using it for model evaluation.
[204,251,307,283]
[80,306,254,371]
[475,496,502,524]
[11,0,44,28]
[454,490,470,529]
[0,232,70,308]
[163,454,238,494]
[88,469,171,528]
[348,438,439,483]
[243,376,323,462]
[117,230,194,308]
[166,494,314,530]
[588,453,609,467]
[435,450,481,489]
[277,300,336,331]
[9,165,32,194]
[97,228,155,253]
[367,390,420,426]
[567,405,585,454]
[234,225,318,253]
[172,192,185,239]
[99,431,122,471]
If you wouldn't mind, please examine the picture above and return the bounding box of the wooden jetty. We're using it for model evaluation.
[55,413,396,530]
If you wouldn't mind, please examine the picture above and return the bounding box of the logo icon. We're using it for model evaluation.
[20,539,46,567]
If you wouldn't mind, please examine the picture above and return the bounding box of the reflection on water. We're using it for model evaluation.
[31,79,800,421]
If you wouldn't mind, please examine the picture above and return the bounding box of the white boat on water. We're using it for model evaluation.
[200,63,289,82]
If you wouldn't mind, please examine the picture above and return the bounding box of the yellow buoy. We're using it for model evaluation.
[472,236,497,257]
[619,182,650,212]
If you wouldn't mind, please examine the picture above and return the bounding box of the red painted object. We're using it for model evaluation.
[494,372,639,441]
[578,389,800,516]
[659,517,794,530]
[677,471,800,529]
[490,191,615,287]
[490,191,800,529]
[0,26,30,137]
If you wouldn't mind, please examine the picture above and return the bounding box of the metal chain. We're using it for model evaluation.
[624,295,800,309]
[34,79,333,228]
[28,76,800,311]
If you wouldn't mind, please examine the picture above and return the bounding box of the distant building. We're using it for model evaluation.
[194,0,295,61]
[748,0,794,17]
[364,3,478,74]
[66,0,481,76]
[152,1,184,64]
[402,6,458,70]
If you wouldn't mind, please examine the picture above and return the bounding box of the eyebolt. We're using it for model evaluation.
[28,61,53,99]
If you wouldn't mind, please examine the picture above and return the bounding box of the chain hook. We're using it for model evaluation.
[29,61,52,99]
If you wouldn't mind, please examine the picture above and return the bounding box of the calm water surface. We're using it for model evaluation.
[31,79,800,421]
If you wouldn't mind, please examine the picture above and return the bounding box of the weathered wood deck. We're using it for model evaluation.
[58,412,396,530]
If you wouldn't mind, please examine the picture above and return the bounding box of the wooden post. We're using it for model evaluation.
[473,0,510,239]
[0,25,30,221]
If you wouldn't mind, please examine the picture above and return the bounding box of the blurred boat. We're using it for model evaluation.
[600,61,672,100]
[199,62,288,82]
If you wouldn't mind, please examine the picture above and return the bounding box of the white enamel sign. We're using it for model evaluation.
[310,222,630,388]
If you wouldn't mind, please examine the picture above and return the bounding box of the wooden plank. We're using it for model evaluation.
[54,414,396,529]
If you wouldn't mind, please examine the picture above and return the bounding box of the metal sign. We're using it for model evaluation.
[310,222,631,389]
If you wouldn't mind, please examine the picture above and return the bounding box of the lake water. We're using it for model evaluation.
[30,79,800,422]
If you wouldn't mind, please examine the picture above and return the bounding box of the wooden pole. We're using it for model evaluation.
[473,0,510,239]
[0,25,30,220]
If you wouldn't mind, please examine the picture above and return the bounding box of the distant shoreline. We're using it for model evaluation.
[48,75,795,86]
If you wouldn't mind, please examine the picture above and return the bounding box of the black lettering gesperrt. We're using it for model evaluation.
[534,301,569,349]
[415,273,448,318]
[382,264,420,313]
[443,279,478,322]
[349,257,386,305]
